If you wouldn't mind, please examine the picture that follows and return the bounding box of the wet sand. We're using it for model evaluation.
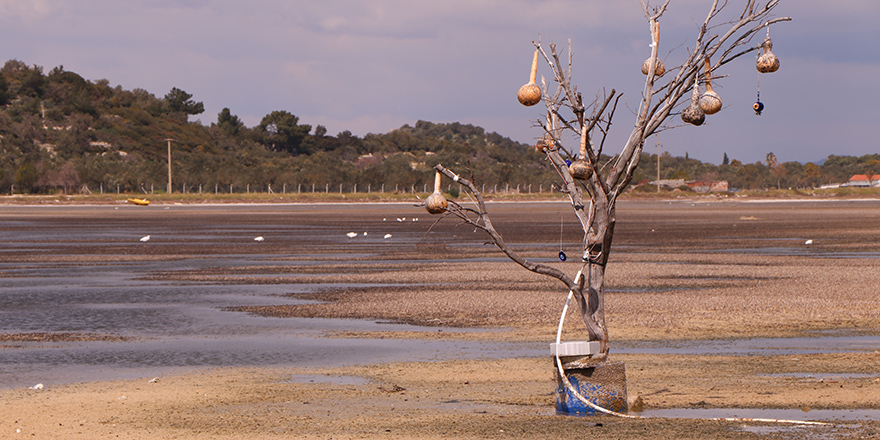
[2,199,880,439]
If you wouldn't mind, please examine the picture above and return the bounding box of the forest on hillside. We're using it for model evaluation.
[1,59,878,195]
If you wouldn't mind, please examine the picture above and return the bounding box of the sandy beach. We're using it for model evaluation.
[2,199,880,439]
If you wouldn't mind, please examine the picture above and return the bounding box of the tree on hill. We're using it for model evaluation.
[216,107,244,136]
[164,87,204,116]
[256,110,312,155]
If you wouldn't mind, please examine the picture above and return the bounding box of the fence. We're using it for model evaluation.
[81,182,555,195]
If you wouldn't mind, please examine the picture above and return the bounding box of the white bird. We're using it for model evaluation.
[139,235,150,242]
[254,236,264,242]
[412,217,418,222]
[383,218,387,221]
[346,232,358,238]
[396,218,403,222]
[363,231,367,236]
[384,234,392,239]
[805,239,813,245]
[30,383,44,390]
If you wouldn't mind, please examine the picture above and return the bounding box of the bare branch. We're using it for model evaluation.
[433,164,577,291]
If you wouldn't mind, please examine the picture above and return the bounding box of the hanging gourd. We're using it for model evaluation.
[425,171,448,214]
[534,132,554,153]
[756,35,780,73]
[517,50,542,106]
[699,58,722,115]
[681,82,705,126]
[641,20,665,77]
[568,127,592,180]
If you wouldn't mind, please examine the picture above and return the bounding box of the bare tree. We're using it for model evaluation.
[429,1,790,355]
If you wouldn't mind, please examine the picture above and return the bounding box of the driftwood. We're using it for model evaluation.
[431,1,791,355]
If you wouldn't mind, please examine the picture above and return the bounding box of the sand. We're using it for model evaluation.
[2,199,880,439]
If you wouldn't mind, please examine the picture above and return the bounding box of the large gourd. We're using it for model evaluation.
[756,36,780,73]
[681,82,705,126]
[699,58,722,115]
[517,50,542,106]
[568,127,592,180]
[425,171,448,214]
[641,20,665,77]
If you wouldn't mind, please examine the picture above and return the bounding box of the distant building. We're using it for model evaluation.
[847,174,872,187]
[686,180,729,193]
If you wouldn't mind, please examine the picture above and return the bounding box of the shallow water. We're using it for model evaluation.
[615,335,880,356]
[638,407,880,422]
[2,203,879,396]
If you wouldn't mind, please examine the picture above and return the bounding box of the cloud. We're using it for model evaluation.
[0,0,876,164]
[0,0,51,20]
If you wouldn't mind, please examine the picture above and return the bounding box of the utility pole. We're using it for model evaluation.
[166,139,174,194]
[656,136,661,193]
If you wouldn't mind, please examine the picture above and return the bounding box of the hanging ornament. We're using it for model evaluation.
[425,170,448,214]
[517,49,542,106]
[754,61,764,116]
[699,58,722,115]
[569,126,593,180]
[681,81,705,126]
[753,100,764,116]
[641,20,665,77]
[756,35,780,73]
[754,84,764,115]
[557,212,567,261]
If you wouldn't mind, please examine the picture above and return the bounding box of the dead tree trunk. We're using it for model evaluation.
[429,1,790,355]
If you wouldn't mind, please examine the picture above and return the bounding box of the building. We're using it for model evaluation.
[847,174,876,187]
[686,180,730,193]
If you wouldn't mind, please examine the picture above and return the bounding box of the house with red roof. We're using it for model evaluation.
[847,174,880,187]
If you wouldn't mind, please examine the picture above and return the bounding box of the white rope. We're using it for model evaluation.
[553,271,831,425]
[555,270,638,418]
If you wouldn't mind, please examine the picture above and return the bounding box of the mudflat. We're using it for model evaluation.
[1,199,879,439]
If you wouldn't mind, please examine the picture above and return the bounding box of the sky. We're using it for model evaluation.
[1,0,878,165]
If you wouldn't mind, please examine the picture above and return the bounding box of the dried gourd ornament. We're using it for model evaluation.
[753,27,779,115]
[681,82,705,126]
[517,50,542,106]
[425,171,448,214]
[641,20,665,77]
[568,127,593,180]
[756,35,780,73]
[699,58,722,115]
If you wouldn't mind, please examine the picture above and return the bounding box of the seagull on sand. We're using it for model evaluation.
[254,236,265,242]
[346,232,358,238]
[139,235,150,242]
[805,239,813,245]
[384,234,392,239]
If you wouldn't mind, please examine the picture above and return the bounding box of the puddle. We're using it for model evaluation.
[615,335,880,356]
[638,407,880,422]
[761,373,877,380]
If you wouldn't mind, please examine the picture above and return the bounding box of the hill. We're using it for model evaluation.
[0,60,877,195]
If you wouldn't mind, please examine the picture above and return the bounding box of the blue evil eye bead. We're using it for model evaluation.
[558,251,567,262]
[564,160,572,167]
[753,100,764,115]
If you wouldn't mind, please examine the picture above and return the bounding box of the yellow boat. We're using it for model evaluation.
[127,198,150,206]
